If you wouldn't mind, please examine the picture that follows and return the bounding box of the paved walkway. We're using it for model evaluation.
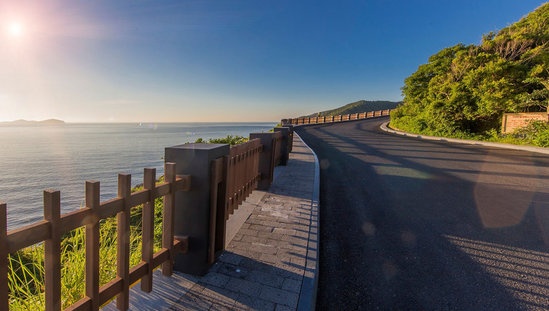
[103,133,319,310]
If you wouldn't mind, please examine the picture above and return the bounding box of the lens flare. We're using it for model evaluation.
[6,21,24,38]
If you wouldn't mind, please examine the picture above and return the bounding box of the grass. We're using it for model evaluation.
[7,182,165,310]
[389,119,549,148]
[7,132,265,309]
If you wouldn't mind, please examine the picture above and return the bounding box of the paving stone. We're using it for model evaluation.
[275,305,294,311]
[198,285,238,309]
[218,252,244,266]
[250,242,278,255]
[282,278,302,294]
[272,228,297,235]
[260,285,299,308]
[200,272,230,288]
[244,269,285,288]
[235,293,276,310]
[161,135,319,310]
[226,277,262,296]
[217,263,250,279]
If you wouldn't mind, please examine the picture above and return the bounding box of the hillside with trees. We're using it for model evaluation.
[391,3,549,146]
[307,100,401,117]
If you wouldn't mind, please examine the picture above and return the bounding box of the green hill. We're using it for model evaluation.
[306,100,401,117]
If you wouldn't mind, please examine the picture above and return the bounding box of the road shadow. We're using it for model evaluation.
[296,119,548,310]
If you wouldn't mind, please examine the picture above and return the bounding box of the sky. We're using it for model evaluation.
[0,0,547,123]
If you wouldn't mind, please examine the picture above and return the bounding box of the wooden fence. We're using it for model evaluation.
[1,163,191,311]
[224,138,262,219]
[283,109,392,125]
[0,128,292,311]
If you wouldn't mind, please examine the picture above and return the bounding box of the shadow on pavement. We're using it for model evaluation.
[296,118,548,310]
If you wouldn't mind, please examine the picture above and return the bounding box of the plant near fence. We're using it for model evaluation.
[1,163,191,311]
[1,127,292,311]
[7,194,163,310]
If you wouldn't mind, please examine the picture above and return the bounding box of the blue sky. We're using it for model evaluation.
[0,0,546,122]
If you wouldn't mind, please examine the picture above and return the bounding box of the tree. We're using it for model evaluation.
[393,3,549,136]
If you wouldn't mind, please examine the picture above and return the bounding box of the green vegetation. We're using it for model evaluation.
[391,3,549,146]
[8,183,165,310]
[307,100,401,117]
[194,135,249,145]
[9,134,254,310]
[487,120,549,147]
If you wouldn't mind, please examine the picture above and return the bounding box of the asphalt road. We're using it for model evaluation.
[295,118,549,311]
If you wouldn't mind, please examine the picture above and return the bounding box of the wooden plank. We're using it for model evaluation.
[116,174,131,310]
[225,154,235,219]
[60,208,92,233]
[65,297,92,311]
[161,163,176,276]
[129,262,148,285]
[99,277,123,306]
[0,203,8,311]
[44,190,61,311]
[130,189,149,208]
[7,220,50,253]
[208,158,223,264]
[85,181,100,311]
[141,168,155,293]
[96,197,124,220]
[156,182,170,196]
[152,248,170,268]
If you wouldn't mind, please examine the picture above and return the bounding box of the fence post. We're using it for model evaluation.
[285,125,294,153]
[161,163,176,276]
[274,127,291,165]
[141,168,156,292]
[0,203,7,311]
[116,174,131,310]
[85,181,101,311]
[44,190,61,311]
[165,143,229,275]
[250,132,281,190]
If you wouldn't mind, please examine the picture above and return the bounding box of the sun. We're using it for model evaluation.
[6,21,24,38]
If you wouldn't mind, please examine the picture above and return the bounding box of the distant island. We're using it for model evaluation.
[0,119,65,126]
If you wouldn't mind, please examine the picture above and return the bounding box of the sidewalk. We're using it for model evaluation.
[103,133,320,310]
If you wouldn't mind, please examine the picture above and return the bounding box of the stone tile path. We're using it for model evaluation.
[103,133,319,311]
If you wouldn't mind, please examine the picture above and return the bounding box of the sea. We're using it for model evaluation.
[0,122,276,230]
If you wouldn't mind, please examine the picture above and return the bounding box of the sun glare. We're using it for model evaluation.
[6,21,24,38]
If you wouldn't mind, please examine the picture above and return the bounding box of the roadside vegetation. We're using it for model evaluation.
[7,134,258,309]
[194,135,248,145]
[391,3,549,147]
[8,183,165,310]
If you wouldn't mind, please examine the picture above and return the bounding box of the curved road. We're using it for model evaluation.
[295,118,549,310]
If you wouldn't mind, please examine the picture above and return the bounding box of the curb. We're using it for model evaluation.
[380,122,549,155]
[294,133,321,311]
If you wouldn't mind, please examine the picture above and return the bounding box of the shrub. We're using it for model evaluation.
[194,135,248,145]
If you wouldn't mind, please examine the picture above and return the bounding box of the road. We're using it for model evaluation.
[295,117,549,310]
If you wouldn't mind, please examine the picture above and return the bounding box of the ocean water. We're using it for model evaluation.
[0,122,276,229]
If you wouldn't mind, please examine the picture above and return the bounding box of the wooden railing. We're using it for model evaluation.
[273,132,283,166]
[1,127,294,311]
[283,109,392,125]
[225,138,262,219]
[0,163,191,311]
